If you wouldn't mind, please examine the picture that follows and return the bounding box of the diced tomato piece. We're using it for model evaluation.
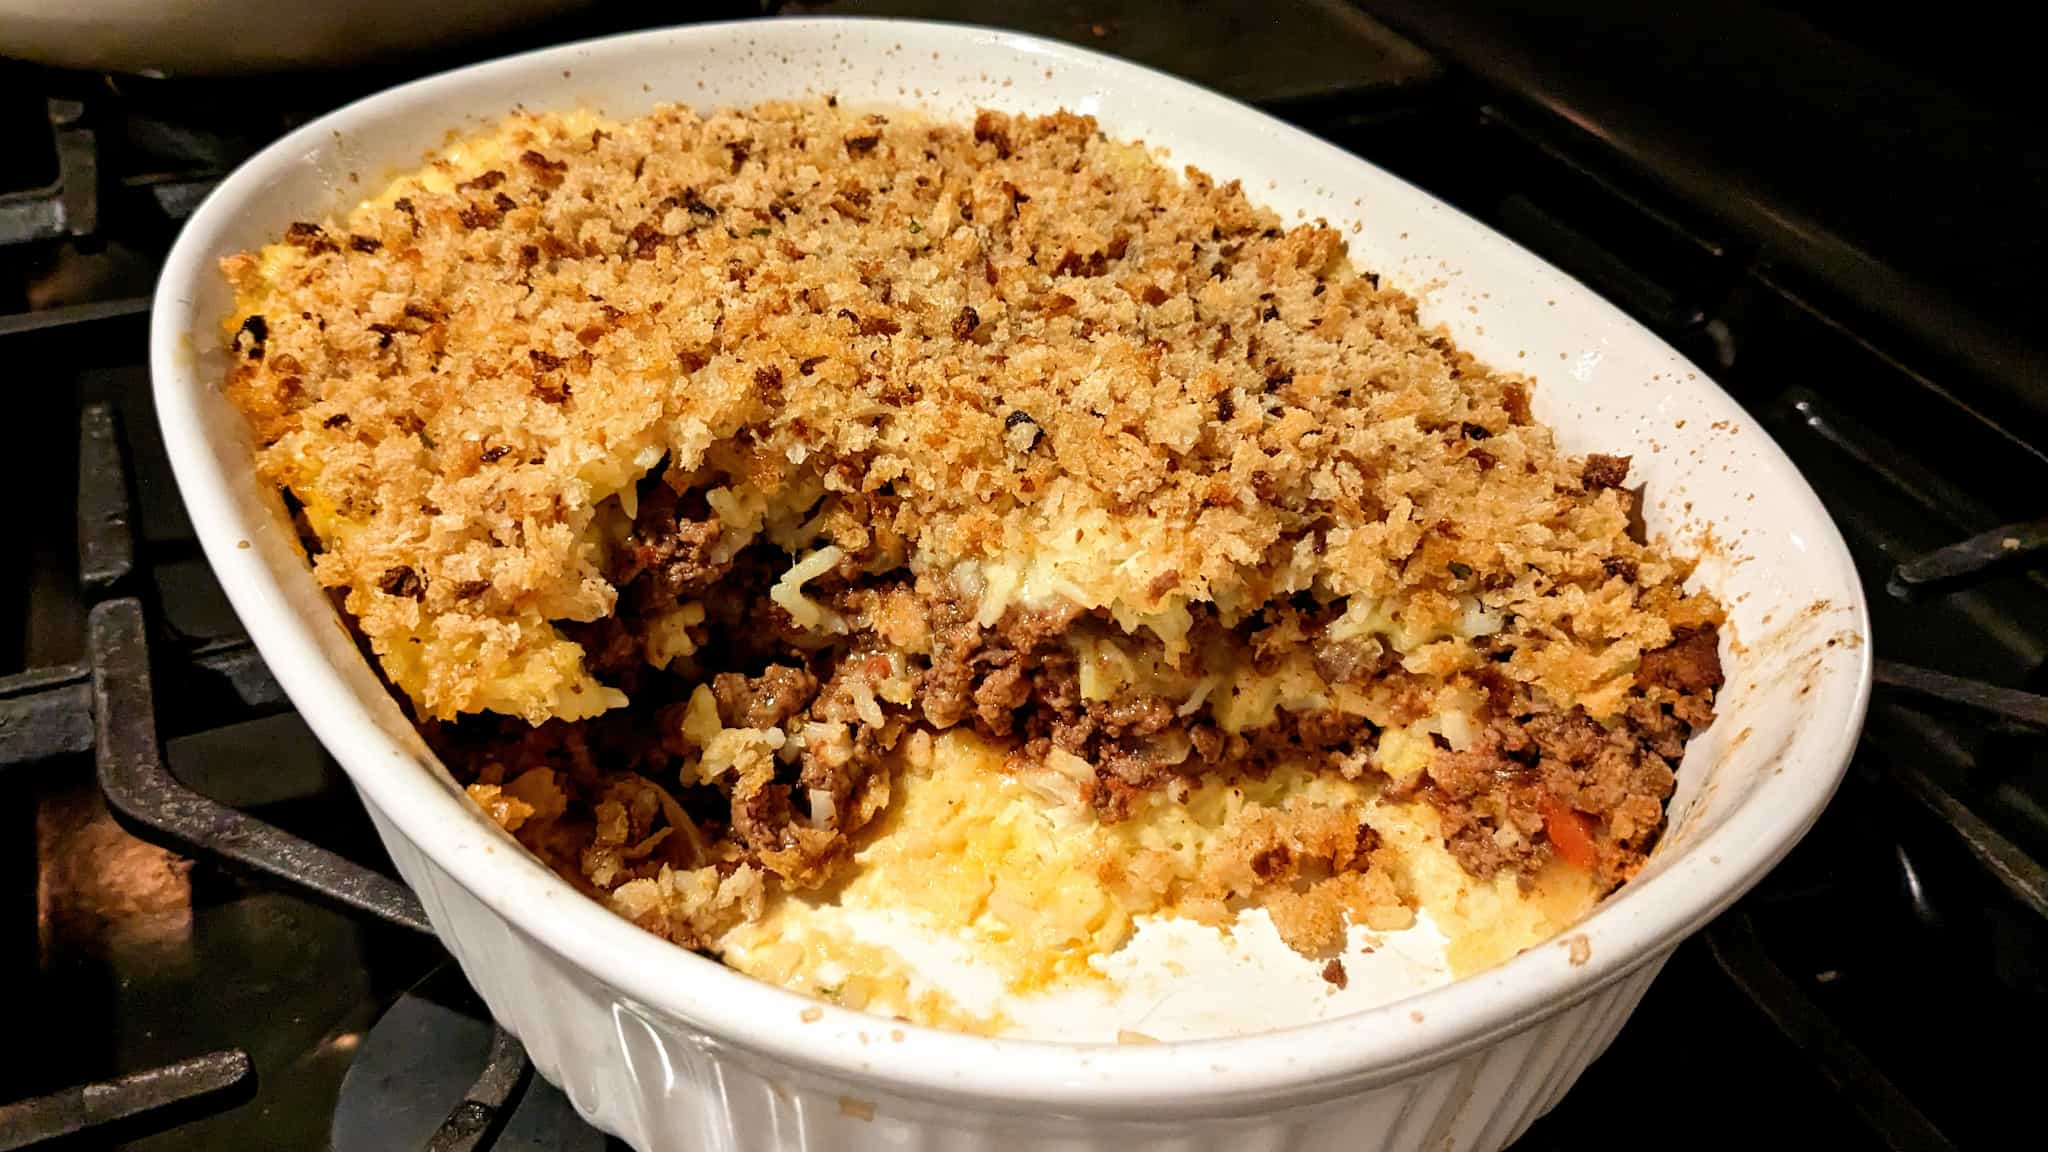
[1541,797,1600,872]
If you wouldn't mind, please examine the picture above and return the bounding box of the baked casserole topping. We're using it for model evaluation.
[222,100,1722,1028]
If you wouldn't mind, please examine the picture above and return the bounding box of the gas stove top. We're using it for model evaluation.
[4,4,2042,1150]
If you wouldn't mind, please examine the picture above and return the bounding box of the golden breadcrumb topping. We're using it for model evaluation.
[222,100,1708,727]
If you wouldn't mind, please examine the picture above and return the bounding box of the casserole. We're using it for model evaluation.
[151,18,1870,1150]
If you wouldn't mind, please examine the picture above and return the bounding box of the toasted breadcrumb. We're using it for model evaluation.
[223,100,1707,726]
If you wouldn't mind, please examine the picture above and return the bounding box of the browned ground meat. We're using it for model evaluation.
[712,665,818,730]
[907,593,1381,820]
[1581,453,1632,490]
[1637,625,1725,724]
[433,474,1723,899]
[1421,623,1723,887]
[611,481,731,605]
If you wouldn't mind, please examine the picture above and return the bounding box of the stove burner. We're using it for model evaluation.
[333,966,607,1152]
[0,1050,254,1151]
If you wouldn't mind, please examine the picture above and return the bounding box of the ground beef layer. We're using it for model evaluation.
[431,467,1722,950]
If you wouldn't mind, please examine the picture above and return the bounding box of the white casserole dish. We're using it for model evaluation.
[150,18,1871,1151]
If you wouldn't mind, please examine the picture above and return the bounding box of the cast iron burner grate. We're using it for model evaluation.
[0,1052,251,1151]
[0,96,94,249]
[1705,633,2048,1152]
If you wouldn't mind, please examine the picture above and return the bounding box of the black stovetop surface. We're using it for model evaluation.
[4,4,2043,1150]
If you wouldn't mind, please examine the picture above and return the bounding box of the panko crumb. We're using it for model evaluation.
[222,99,1705,727]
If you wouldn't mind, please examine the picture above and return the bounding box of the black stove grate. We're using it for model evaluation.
[1703,633,2048,1152]
[0,1051,252,1152]
[1704,914,1953,1152]
[3,397,532,1149]
[1891,518,2048,601]
[90,598,431,936]
[0,97,94,248]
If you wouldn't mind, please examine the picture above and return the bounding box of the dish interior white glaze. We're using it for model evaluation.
[725,903,1455,1041]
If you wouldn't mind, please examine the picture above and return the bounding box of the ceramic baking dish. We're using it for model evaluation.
[150,18,1870,1151]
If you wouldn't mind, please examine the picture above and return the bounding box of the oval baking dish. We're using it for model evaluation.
[150,18,1870,1151]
